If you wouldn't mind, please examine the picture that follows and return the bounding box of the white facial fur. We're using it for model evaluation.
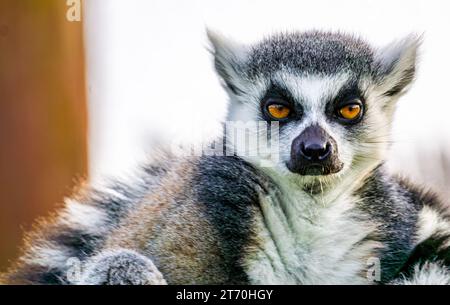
[208,30,420,192]
[223,69,391,191]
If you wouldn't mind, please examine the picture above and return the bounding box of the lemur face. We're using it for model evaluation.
[208,31,420,187]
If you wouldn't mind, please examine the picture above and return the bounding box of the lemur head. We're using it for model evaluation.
[208,30,420,189]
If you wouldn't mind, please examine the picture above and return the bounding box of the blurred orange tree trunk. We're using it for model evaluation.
[0,1,87,270]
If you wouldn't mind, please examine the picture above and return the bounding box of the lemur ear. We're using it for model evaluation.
[207,29,248,95]
[373,34,422,98]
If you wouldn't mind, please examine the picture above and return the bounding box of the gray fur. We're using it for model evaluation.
[1,30,449,285]
[77,249,166,285]
[248,31,374,77]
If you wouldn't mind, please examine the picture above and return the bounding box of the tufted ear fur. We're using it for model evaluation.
[207,29,249,96]
[373,34,422,99]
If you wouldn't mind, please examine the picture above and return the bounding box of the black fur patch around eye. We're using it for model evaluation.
[325,79,366,128]
[262,83,295,104]
[259,83,303,124]
[334,83,364,106]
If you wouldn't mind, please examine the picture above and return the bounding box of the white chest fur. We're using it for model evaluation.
[244,182,381,284]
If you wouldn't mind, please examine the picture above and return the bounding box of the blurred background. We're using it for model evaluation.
[0,0,449,271]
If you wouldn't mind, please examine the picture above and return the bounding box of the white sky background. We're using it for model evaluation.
[84,0,450,196]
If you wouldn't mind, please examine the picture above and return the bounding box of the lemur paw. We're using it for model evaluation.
[76,249,167,285]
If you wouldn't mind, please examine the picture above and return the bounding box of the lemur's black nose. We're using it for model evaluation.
[287,124,343,176]
[300,142,332,162]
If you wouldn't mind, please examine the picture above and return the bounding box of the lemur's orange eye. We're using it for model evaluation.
[267,104,291,120]
[339,104,362,120]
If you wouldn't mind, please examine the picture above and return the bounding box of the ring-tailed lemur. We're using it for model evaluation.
[2,30,450,285]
